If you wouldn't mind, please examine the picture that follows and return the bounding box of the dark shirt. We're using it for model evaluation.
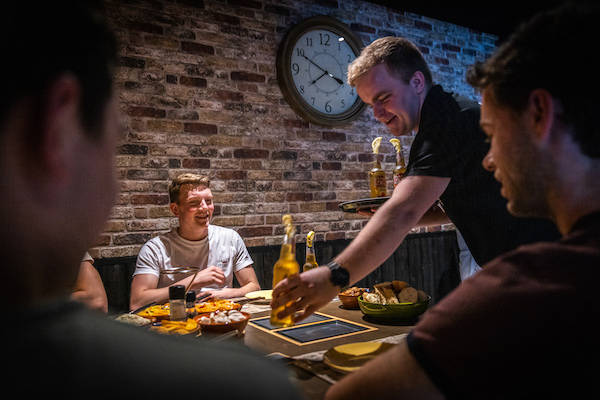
[7,299,301,399]
[406,85,560,265]
[407,210,600,399]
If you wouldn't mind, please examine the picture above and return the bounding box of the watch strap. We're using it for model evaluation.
[327,261,350,290]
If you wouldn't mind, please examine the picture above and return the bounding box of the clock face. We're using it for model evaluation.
[290,29,359,116]
[277,16,366,126]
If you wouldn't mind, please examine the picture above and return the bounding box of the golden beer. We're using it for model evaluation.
[303,231,318,272]
[270,215,300,327]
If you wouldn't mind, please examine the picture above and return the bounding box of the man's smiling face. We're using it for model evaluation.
[171,184,214,239]
[355,63,422,136]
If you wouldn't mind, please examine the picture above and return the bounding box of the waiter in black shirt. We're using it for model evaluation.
[271,36,559,321]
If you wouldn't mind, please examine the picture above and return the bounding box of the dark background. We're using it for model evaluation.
[367,0,583,42]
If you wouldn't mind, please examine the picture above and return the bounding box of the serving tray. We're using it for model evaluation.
[338,197,390,213]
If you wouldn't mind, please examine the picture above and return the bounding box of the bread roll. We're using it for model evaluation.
[398,287,418,303]
[392,280,409,292]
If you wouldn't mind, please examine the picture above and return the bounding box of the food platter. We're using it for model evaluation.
[323,341,395,373]
[338,197,390,213]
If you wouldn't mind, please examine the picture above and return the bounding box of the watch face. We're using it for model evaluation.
[290,29,358,116]
[277,16,366,126]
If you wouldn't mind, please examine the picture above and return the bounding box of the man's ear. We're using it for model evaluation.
[527,88,555,143]
[410,71,426,94]
[38,74,82,181]
[170,202,179,216]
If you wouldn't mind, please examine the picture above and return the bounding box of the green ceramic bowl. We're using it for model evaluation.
[358,294,431,321]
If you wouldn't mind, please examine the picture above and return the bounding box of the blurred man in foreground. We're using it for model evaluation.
[324,3,600,399]
[1,2,300,398]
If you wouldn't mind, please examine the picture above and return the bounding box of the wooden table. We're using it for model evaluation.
[238,300,415,400]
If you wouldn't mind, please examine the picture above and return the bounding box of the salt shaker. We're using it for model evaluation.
[169,285,186,321]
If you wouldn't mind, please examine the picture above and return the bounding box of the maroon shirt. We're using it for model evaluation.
[407,211,600,399]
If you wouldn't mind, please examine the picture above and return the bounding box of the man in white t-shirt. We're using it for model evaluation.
[130,173,260,311]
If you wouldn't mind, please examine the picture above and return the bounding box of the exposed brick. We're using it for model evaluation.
[233,148,269,159]
[125,21,163,35]
[212,12,241,25]
[284,119,310,128]
[442,43,461,52]
[350,23,376,34]
[126,169,169,180]
[183,122,217,135]
[181,41,215,55]
[118,56,145,69]
[286,192,313,201]
[215,170,247,180]
[272,150,297,160]
[231,71,265,83]
[130,194,170,205]
[213,89,244,102]
[321,161,341,170]
[264,4,291,16]
[325,231,346,241]
[179,76,207,87]
[126,106,166,118]
[113,233,152,245]
[236,226,273,237]
[322,131,346,141]
[358,153,374,162]
[182,158,211,169]
[415,20,432,31]
[118,144,148,155]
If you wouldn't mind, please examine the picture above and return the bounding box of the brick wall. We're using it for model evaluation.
[92,0,496,259]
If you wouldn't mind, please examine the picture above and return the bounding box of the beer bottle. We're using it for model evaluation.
[369,137,387,197]
[270,214,300,327]
[390,138,406,188]
[303,231,318,272]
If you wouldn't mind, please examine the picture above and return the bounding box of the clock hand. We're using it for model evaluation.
[328,73,344,85]
[302,55,344,85]
[310,71,327,85]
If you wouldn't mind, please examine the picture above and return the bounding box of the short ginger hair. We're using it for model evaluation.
[168,173,210,203]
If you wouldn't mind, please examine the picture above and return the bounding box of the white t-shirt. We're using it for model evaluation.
[133,225,254,290]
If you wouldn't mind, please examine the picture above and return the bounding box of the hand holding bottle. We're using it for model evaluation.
[271,266,339,323]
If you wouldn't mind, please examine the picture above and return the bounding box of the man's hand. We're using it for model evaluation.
[192,266,225,288]
[270,266,340,322]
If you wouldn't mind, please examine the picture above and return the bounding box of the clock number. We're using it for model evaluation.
[341,99,345,107]
[296,48,304,57]
[325,101,332,113]
[311,97,315,105]
[292,63,300,75]
[299,85,304,94]
[319,33,330,46]
[306,37,313,47]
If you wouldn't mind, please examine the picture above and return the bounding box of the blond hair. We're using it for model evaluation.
[168,173,210,203]
[347,36,432,87]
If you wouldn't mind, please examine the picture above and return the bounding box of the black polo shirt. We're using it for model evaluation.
[406,85,560,265]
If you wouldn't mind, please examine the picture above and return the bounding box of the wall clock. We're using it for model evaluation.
[276,15,366,126]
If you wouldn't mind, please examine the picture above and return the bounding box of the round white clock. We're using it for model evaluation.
[276,16,366,126]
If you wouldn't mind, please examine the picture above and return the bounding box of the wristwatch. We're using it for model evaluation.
[327,261,350,290]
